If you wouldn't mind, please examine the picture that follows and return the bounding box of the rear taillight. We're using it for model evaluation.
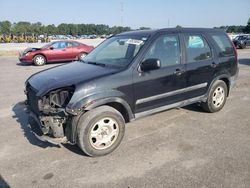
[227,33,238,62]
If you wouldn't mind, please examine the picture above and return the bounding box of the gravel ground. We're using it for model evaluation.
[0,49,249,188]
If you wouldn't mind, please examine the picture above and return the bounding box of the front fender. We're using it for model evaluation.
[67,89,134,116]
[68,94,134,144]
[68,89,125,109]
[84,96,134,120]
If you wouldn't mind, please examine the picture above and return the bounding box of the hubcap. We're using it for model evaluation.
[212,86,225,108]
[89,117,119,150]
[35,56,45,65]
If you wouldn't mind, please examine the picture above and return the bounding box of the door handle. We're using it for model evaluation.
[211,62,218,68]
[174,69,183,76]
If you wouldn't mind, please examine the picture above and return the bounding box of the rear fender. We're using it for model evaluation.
[205,74,231,100]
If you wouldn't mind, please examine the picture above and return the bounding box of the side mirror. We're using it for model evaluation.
[49,46,54,50]
[140,58,161,72]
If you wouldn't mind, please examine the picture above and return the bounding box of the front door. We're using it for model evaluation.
[133,34,187,116]
[47,41,73,61]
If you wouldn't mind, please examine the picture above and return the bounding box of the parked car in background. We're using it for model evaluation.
[19,41,94,65]
[233,35,250,49]
[25,28,238,156]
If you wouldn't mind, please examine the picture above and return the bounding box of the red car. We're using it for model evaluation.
[19,41,94,66]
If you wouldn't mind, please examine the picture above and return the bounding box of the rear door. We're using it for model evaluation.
[182,33,215,99]
[67,41,81,59]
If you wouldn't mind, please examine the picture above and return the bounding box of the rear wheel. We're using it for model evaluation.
[77,106,125,156]
[33,55,46,66]
[202,80,228,113]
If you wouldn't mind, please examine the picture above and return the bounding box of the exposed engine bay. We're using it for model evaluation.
[38,88,74,114]
[27,86,74,140]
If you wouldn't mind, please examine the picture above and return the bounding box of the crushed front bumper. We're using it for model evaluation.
[28,111,69,146]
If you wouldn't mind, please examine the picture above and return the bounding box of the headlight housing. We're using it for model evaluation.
[38,87,75,113]
[25,52,31,56]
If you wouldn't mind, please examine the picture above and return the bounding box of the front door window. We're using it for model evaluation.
[143,35,181,67]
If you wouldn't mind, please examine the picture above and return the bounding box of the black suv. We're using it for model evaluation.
[233,35,250,49]
[25,28,238,156]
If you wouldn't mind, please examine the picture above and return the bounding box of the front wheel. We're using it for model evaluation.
[202,80,228,113]
[77,106,125,157]
[33,55,46,66]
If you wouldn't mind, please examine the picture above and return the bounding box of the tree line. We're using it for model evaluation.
[213,18,250,33]
[0,21,133,35]
[214,25,249,33]
[0,19,250,35]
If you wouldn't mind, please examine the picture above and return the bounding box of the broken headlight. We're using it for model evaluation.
[38,87,75,114]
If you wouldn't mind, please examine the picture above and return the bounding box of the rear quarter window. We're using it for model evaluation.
[211,34,234,57]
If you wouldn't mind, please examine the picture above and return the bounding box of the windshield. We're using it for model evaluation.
[83,35,148,67]
[42,42,53,49]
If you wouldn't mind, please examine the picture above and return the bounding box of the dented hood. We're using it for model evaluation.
[22,47,41,55]
[27,61,119,96]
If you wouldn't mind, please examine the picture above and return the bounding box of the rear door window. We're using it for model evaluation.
[211,34,234,57]
[184,35,212,63]
[72,42,80,47]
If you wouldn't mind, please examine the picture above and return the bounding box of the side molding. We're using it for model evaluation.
[136,83,207,105]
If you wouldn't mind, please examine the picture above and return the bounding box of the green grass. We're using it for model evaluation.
[0,52,18,56]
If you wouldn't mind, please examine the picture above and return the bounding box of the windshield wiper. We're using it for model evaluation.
[87,61,106,67]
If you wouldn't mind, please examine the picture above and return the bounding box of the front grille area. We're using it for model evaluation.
[26,83,40,115]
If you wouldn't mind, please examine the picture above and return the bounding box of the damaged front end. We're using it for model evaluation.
[26,83,75,145]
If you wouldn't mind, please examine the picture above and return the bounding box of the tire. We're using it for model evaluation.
[202,80,228,113]
[33,54,46,66]
[79,52,87,61]
[77,106,125,156]
[239,43,246,49]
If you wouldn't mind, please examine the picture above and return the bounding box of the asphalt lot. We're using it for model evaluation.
[0,49,250,188]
